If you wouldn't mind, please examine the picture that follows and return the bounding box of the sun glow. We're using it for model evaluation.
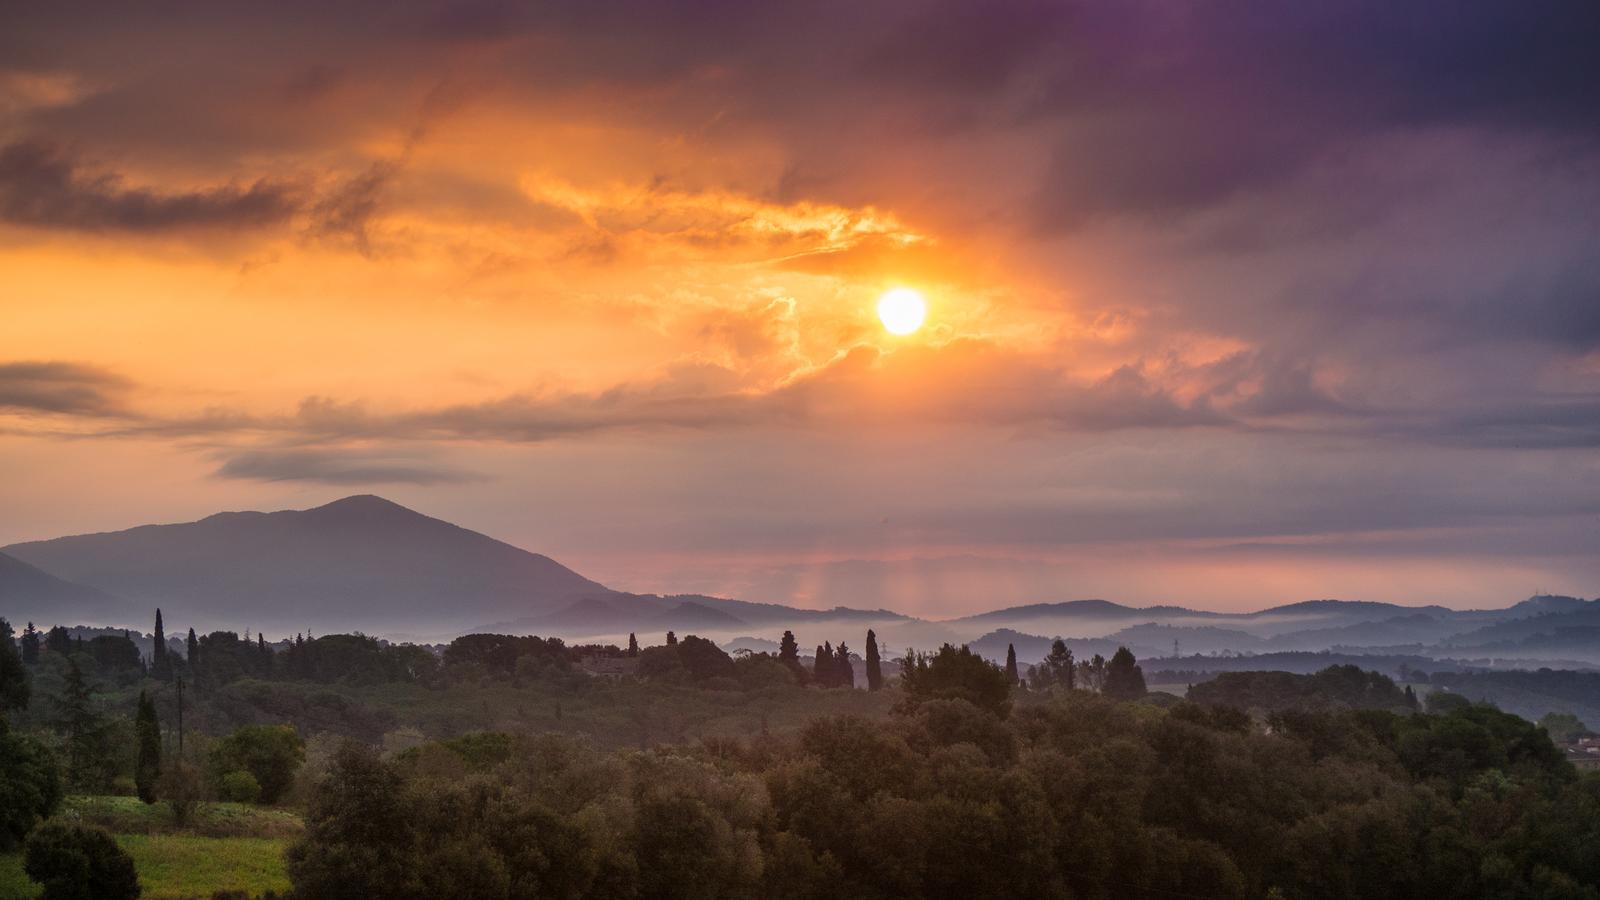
[877,288,926,335]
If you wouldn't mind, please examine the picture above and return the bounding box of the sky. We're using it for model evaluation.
[2,2,1598,616]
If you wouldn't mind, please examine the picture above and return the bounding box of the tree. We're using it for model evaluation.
[44,626,72,656]
[1538,712,1591,743]
[285,742,417,899]
[21,622,40,665]
[1004,644,1019,686]
[135,691,160,804]
[899,644,1012,715]
[0,720,62,850]
[0,618,28,716]
[865,630,884,691]
[777,631,807,683]
[666,631,677,647]
[1102,646,1146,701]
[151,609,170,681]
[1031,639,1074,691]
[23,822,140,900]
[675,635,736,682]
[208,724,305,804]
[835,643,855,688]
[185,628,198,673]
[56,659,110,790]
[814,643,833,687]
[628,633,640,657]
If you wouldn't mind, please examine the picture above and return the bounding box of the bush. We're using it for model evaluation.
[0,723,63,850]
[208,725,304,804]
[22,822,140,900]
[217,770,262,804]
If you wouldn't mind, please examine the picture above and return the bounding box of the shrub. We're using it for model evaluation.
[218,770,262,804]
[208,725,304,804]
[22,822,140,900]
[0,723,63,850]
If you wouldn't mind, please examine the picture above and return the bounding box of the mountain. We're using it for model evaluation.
[0,551,128,626]
[1,495,618,633]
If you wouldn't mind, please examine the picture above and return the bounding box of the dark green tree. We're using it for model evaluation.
[44,626,72,656]
[665,631,677,647]
[899,644,1012,715]
[24,822,140,900]
[185,627,198,672]
[134,690,160,804]
[628,633,640,657]
[21,622,40,665]
[0,618,28,715]
[0,719,63,850]
[865,630,884,691]
[1030,638,1074,691]
[56,659,110,789]
[1102,646,1146,701]
[285,742,417,898]
[1004,643,1019,685]
[814,643,832,687]
[835,643,855,688]
[208,724,305,804]
[151,609,170,681]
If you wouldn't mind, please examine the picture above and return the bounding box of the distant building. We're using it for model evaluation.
[578,654,639,679]
[1561,736,1600,771]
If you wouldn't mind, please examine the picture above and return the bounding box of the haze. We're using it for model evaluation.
[3,3,1599,616]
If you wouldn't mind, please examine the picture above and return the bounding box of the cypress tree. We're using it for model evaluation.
[152,609,170,681]
[20,622,40,665]
[135,690,160,803]
[666,631,677,647]
[864,630,883,691]
[1005,644,1019,685]
[186,628,199,672]
[813,644,830,686]
[835,643,855,688]
[628,633,640,657]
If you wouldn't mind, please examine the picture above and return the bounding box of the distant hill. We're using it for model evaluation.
[1,495,620,633]
[0,550,128,626]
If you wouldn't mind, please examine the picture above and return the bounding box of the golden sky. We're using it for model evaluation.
[3,3,1599,613]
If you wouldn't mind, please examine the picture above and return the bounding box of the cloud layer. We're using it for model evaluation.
[2,2,1598,609]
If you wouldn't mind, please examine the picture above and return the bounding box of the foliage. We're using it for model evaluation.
[0,721,63,851]
[133,692,160,804]
[54,661,113,791]
[865,630,883,691]
[1189,665,1412,714]
[1,618,29,715]
[207,725,304,804]
[898,644,1012,715]
[22,823,140,900]
[1027,638,1074,691]
[1103,646,1147,700]
[217,770,262,804]
[1539,712,1591,743]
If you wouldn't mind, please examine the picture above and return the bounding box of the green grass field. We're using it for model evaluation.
[0,797,296,899]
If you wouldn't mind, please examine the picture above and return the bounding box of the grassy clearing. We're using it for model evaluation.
[57,795,303,839]
[0,836,290,900]
[117,835,291,899]
[0,796,299,899]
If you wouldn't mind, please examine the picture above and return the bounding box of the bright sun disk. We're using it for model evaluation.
[877,288,926,335]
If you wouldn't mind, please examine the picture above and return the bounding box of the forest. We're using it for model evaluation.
[3,614,1600,899]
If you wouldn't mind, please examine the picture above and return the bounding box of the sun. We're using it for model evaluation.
[877,288,926,335]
